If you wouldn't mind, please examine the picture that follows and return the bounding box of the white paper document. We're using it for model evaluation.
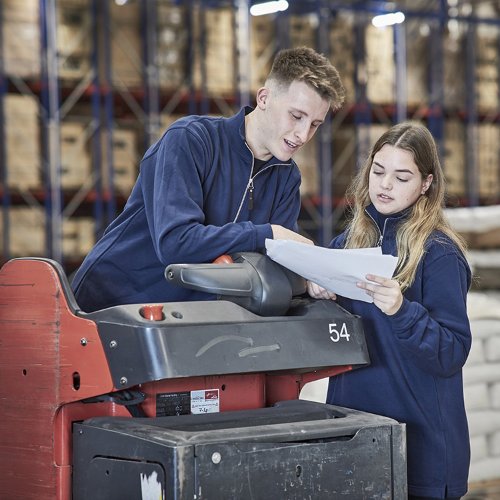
[265,239,398,303]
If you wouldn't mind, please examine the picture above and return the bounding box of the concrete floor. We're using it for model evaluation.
[465,479,500,499]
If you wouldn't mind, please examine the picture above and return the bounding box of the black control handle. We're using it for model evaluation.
[165,252,306,316]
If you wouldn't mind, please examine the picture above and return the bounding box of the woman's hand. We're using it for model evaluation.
[357,274,403,315]
[307,281,337,300]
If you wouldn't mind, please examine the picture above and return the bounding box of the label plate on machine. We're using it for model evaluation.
[156,389,220,416]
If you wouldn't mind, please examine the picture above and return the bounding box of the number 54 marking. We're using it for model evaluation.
[329,323,350,342]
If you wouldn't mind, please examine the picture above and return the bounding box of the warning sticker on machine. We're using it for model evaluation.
[156,391,191,416]
[191,389,220,414]
[156,389,220,416]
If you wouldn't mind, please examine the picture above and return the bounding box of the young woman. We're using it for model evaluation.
[308,122,472,499]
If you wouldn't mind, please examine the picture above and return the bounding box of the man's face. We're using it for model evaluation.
[258,80,330,162]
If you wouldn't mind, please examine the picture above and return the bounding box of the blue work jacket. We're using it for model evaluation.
[72,107,301,312]
[328,204,472,498]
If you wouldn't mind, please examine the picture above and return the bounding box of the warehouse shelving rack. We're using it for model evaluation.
[0,1,7,259]
[0,0,107,265]
[0,0,248,270]
[1,0,500,270]
[303,0,500,240]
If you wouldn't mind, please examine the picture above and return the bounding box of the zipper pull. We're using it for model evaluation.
[378,219,388,247]
[248,180,254,210]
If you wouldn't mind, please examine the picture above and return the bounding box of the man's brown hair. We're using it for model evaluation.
[266,46,345,110]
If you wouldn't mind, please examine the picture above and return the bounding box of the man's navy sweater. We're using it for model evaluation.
[72,107,301,312]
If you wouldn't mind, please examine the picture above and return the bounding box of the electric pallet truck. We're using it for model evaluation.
[0,253,406,499]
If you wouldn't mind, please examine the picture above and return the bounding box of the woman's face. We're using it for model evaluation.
[368,144,433,215]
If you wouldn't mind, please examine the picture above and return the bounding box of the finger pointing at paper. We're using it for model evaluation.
[357,274,403,316]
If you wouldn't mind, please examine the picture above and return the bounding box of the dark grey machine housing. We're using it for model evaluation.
[73,400,406,500]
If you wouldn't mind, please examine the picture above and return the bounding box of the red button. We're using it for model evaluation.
[213,254,233,264]
[140,304,164,321]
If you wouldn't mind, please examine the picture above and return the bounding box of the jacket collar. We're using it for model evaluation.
[365,203,410,232]
[227,106,294,168]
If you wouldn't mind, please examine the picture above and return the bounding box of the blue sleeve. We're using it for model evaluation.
[140,126,273,265]
[329,232,348,249]
[389,250,472,377]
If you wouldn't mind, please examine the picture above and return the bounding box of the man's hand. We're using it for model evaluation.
[271,225,313,245]
[307,281,337,300]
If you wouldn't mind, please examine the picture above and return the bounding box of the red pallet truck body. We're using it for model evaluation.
[0,255,406,499]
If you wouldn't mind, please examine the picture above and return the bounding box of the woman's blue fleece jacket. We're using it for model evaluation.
[328,204,472,499]
[72,107,302,312]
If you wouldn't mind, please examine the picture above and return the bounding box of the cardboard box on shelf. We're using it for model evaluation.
[9,207,46,257]
[63,217,95,258]
[443,120,466,198]
[192,7,235,95]
[250,15,275,92]
[4,94,41,190]
[3,20,40,79]
[330,14,355,104]
[60,122,92,189]
[2,0,39,23]
[101,129,139,195]
[477,123,500,199]
[365,25,395,105]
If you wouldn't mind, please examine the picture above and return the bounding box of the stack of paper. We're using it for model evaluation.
[265,239,398,303]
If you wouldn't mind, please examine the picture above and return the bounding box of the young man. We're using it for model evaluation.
[72,46,345,312]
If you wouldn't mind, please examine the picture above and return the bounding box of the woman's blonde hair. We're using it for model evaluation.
[344,121,467,291]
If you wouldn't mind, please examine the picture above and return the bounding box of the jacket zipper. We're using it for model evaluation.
[232,148,291,222]
[377,231,384,246]
[248,179,254,210]
[246,164,282,208]
[366,210,388,247]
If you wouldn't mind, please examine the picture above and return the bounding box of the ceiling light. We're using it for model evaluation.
[250,1,289,17]
[372,11,405,28]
